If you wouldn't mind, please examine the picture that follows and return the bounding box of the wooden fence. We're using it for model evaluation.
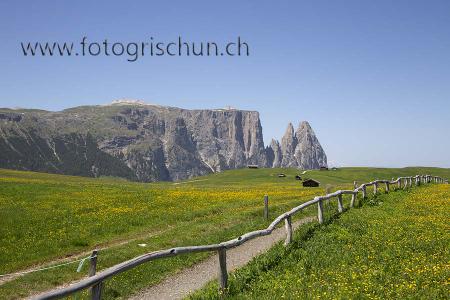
[35,174,447,300]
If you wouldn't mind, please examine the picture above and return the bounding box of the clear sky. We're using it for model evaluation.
[1,0,449,167]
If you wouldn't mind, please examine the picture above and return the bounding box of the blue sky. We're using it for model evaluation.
[0,0,449,167]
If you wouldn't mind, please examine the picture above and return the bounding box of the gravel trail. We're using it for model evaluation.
[130,216,316,300]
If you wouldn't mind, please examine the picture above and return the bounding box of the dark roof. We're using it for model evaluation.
[303,178,320,184]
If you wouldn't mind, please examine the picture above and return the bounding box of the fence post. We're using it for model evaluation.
[284,216,293,246]
[89,250,102,300]
[397,179,401,189]
[350,192,356,208]
[218,248,228,292]
[350,182,357,208]
[263,195,269,220]
[373,182,378,195]
[317,197,324,224]
[385,181,390,193]
[337,194,344,213]
[362,185,366,199]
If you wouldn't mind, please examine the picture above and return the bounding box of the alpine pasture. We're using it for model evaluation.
[0,167,449,298]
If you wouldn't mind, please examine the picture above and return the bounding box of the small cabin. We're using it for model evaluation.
[247,165,259,169]
[278,173,286,178]
[295,175,302,180]
[302,178,320,187]
[320,166,328,171]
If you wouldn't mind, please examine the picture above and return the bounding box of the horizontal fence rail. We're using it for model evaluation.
[34,174,447,300]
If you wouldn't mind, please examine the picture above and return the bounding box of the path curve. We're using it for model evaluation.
[129,216,316,300]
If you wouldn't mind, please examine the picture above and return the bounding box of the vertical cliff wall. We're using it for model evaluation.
[0,103,327,181]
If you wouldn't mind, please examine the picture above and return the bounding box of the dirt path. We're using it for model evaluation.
[129,216,316,300]
[0,228,170,286]
[172,179,208,185]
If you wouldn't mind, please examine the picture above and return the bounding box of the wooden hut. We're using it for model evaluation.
[302,178,320,187]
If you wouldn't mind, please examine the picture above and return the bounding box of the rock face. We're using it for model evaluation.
[0,102,327,181]
[280,123,298,168]
[266,139,282,168]
[294,121,328,169]
[266,121,327,170]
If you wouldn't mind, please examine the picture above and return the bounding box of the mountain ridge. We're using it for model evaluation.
[0,102,327,181]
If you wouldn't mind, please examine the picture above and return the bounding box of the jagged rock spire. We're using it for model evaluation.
[267,138,282,168]
[294,121,327,169]
[267,121,327,170]
[280,123,298,167]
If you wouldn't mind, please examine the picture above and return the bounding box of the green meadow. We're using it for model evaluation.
[191,183,450,299]
[0,166,448,298]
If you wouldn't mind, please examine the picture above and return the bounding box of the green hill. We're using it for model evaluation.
[191,183,450,299]
[0,167,448,298]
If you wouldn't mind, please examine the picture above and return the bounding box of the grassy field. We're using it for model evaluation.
[190,183,450,299]
[0,166,449,298]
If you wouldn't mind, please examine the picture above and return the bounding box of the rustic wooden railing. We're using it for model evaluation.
[34,174,447,300]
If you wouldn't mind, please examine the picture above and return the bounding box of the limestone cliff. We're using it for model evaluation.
[266,121,327,170]
[0,102,327,181]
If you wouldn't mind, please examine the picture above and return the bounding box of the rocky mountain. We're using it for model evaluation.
[267,121,327,169]
[0,101,327,181]
[266,139,282,168]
